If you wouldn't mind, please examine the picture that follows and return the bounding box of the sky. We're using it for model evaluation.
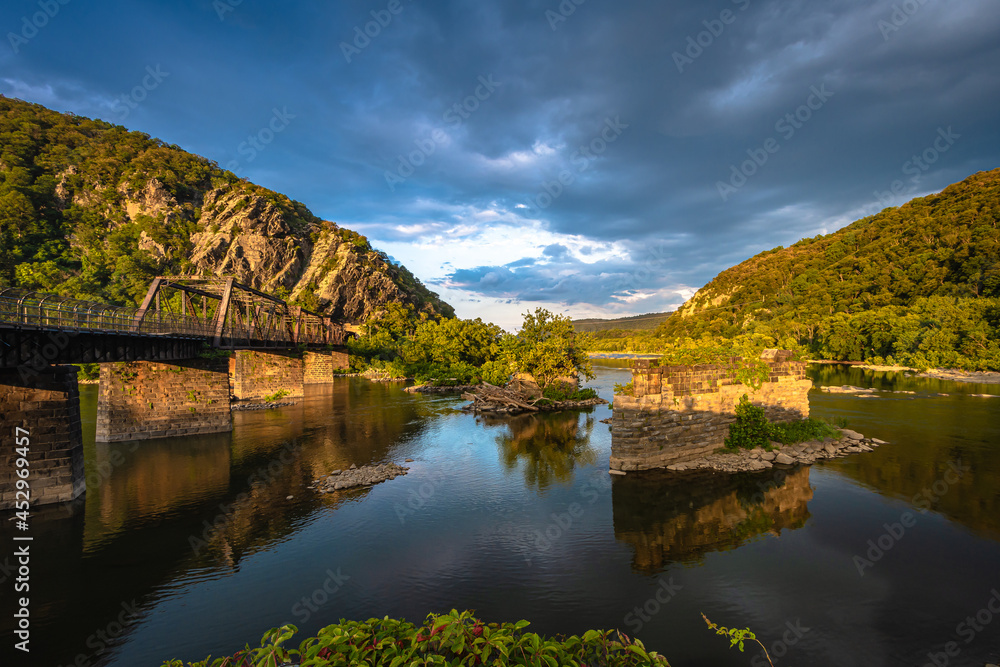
[2,0,999,329]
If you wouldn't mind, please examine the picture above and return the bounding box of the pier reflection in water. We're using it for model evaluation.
[613,467,813,572]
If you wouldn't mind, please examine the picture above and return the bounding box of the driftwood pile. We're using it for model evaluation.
[461,383,608,415]
[461,383,541,414]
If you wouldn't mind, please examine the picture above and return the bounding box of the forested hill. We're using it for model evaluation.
[657,168,1000,369]
[0,96,453,322]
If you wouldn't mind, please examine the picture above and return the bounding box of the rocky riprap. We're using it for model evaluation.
[311,462,409,493]
[664,429,887,474]
[231,401,296,411]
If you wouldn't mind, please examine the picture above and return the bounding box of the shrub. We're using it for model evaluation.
[767,418,839,444]
[480,358,513,386]
[160,610,671,666]
[542,382,600,401]
[411,361,479,386]
[613,381,634,396]
[74,363,101,380]
[263,389,289,402]
[724,394,770,450]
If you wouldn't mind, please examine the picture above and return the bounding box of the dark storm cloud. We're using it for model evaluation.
[1,0,998,315]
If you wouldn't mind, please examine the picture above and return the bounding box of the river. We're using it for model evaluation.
[1,361,999,666]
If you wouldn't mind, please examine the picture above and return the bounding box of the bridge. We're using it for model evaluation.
[0,276,345,367]
[0,277,353,511]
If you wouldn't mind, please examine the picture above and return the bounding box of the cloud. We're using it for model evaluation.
[1,0,998,322]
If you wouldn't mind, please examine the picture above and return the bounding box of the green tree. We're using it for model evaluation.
[506,308,594,388]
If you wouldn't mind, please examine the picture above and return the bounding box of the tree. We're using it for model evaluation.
[506,308,594,388]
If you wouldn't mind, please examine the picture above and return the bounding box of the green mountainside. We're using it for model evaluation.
[0,96,453,322]
[655,168,1000,369]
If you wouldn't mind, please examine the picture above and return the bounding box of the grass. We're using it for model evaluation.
[767,418,840,445]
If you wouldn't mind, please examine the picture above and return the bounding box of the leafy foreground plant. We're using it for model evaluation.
[161,610,672,666]
[701,614,775,667]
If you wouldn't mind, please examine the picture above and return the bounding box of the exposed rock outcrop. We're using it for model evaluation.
[0,97,453,324]
[311,463,409,492]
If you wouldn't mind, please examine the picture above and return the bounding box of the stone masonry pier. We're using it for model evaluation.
[230,350,305,401]
[0,366,85,509]
[610,351,812,471]
[96,359,232,443]
[2,347,348,508]
[304,349,349,385]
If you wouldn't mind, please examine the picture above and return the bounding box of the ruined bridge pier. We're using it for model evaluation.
[0,278,351,509]
[94,348,349,441]
[610,351,813,472]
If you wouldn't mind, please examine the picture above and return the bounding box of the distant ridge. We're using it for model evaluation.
[573,312,672,332]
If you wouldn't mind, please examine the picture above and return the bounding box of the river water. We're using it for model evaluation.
[2,362,999,667]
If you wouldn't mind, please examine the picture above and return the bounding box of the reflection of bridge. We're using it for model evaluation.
[0,277,352,511]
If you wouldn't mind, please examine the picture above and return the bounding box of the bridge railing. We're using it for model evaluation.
[0,288,213,337]
[0,288,346,346]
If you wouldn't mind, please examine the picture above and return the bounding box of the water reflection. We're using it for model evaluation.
[808,366,1000,541]
[0,378,434,667]
[86,436,232,550]
[612,467,813,572]
[483,411,598,492]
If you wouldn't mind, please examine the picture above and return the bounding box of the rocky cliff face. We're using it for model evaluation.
[113,180,452,323]
[0,97,452,323]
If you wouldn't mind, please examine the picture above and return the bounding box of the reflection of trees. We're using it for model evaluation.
[809,367,1000,540]
[485,412,597,492]
[834,436,1000,540]
[612,467,813,573]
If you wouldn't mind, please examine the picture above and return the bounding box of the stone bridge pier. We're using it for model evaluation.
[96,358,233,442]
[0,347,350,508]
[229,349,348,400]
[0,365,85,510]
[611,351,813,472]
[304,349,349,384]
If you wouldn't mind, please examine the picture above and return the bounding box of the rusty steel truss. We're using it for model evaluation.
[133,276,345,348]
[0,277,346,368]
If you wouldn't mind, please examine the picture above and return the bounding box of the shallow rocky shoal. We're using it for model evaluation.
[662,428,888,474]
[311,462,409,492]
[231,400,296,411]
